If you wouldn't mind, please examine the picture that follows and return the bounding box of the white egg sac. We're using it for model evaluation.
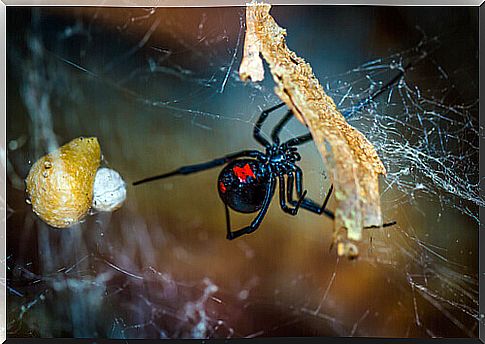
[92,167,127,212]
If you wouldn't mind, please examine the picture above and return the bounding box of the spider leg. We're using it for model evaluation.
[289,166,335,219]
[341,57,421,118]
[283,133,313,147]
[253,102,286,147]
[270,110,293,144]
[286,171,295,201]
[364,221,397,229]
[224,204,232,239]
[226,176,276,240]
[278,174,307,215]
[255,103,313,147]
[296,191,335,219]
[133,150,264,185]
[268,107,314,147]
[285,171,312,211]
[290,167,397,228]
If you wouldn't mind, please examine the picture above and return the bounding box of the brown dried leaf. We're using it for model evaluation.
[239,1,386,249]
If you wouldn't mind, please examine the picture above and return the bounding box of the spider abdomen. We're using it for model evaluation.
[217,159,269,213]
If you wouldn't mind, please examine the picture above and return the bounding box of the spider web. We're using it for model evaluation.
[5,6,481,339]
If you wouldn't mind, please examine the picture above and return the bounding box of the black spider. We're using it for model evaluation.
[133,102,396,240]
[131,57,417,239]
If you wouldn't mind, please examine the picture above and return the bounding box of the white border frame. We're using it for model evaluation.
[1,0,484,6]
[1,1,6,342]
[0,1,482,344]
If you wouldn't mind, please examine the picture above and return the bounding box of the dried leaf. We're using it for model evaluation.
[239,1,386,250]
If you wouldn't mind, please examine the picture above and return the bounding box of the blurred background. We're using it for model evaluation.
[6,5,480,338]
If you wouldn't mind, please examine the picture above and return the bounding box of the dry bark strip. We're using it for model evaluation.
[239,1,385,252]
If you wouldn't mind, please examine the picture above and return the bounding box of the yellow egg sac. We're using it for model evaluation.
[25,137,101,228]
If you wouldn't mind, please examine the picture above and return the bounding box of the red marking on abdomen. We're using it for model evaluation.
[219,182,227,193]
[233,163,255,183]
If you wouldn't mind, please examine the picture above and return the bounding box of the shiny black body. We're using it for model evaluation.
[217,159,269,213]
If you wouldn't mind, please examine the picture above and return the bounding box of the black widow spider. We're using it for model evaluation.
[132,58,416,239]
[133,98,400,239]
[133,103,333,240]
